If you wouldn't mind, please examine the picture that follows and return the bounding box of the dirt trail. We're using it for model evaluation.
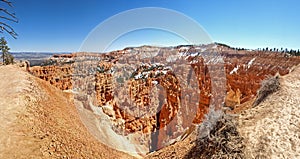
[0,65,41,158]
[238,65,300,158]
[0,65,134,158]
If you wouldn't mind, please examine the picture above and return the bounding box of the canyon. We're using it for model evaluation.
[28,44,300,154]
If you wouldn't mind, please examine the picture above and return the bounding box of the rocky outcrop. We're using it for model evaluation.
[225,88,242,109]
[30,65,73,90]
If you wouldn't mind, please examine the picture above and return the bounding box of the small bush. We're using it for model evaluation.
[184,110,245,159]
[253,75,280,107]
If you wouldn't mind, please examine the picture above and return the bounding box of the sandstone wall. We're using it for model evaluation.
[30,65,73,90]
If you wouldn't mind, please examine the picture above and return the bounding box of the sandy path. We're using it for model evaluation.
[0,65,134,158]
[0,65,42,158]
[238,65,300,158]
[0,65,28,132]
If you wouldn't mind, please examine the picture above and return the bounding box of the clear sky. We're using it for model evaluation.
[3,0,300,52]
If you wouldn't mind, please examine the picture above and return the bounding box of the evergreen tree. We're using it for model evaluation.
[0,37,13,65]
[285,48,288,53]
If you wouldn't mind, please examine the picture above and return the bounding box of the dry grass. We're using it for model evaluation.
[253,75,280,107]
[184,110,245,159]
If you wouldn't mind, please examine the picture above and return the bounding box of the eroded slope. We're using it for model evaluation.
[0,65,134,159]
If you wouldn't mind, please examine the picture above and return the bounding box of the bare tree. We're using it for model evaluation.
[0,0,18,39]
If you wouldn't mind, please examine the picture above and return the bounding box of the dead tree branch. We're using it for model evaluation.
[0,0,18,38]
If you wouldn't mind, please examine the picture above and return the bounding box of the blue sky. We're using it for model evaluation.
[3,0,300,52]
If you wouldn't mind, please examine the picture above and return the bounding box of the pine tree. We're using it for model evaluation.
[0,37,13,65]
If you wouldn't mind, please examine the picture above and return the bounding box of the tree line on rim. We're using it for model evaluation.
[216,42,300,56]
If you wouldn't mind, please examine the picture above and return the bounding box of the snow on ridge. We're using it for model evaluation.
[161,70,168,74]
[179,52,185,57]
[205,56,224,64]
[247,58,256,69]
[152,81,158,85]
[178,46,190,51]
[230,65,240,75]
[190,59,199,64]
[195,47,208,52]
[134,73,143,80]
[190,52,199,57]
[134,64,170,80]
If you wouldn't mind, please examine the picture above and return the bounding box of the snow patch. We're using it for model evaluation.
[230,65,240,74]
[179,46,190,51]
[152,81,158,85]
[205,56,224,64]
[247,58,256,69]
[190,52,199,57]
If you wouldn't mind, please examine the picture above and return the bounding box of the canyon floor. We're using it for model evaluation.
[0,63,300,158]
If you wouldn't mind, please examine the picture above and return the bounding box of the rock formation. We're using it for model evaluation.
[29,44,300,152]
[30,65,73,90]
